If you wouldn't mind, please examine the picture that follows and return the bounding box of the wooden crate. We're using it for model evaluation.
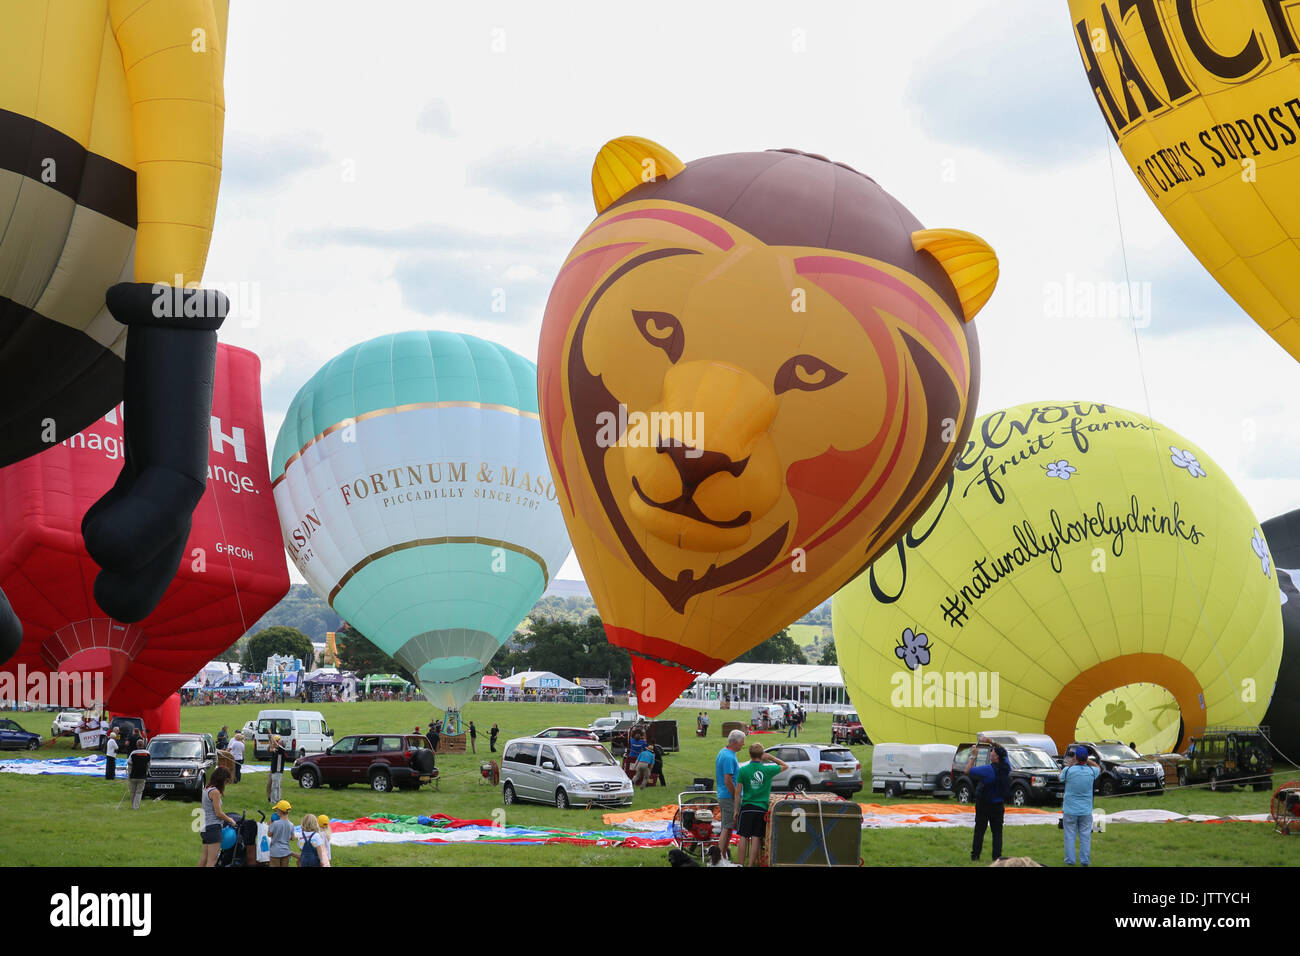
[436,734,466,754]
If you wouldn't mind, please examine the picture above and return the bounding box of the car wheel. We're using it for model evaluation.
[790,777,810,793]
[503,782,516,805]
[370,771,392,793]
[1252,780,1272,792]
[556,788,570,809]
[955,781,973,804]
[27,739,38,751]
[937,771,953,792]
[1010,783,1030,807]
[884,782,902,799]
[1099,776,1117,797]
[299,767,320,790]
[1177,768,1188,788]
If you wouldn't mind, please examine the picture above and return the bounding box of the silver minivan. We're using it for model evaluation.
[500,736,634,809]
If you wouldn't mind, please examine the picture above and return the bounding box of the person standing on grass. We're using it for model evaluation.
[198,768,236,867]
[700,712,710,737]
[105,730,119,781]
[715,729,746,862]
[298,813,329,867]
[268,800,298,867]
[489,723,499,752]
[735,743,789,867]
[1061,746,1101,866]
[316,814,333,866]
[468,721,478,753]
[652,743,667,787]
[215,725,228,750]
[633,743,656,787]
[229,732,245,783]
[966,743,1011,863]
[126,735,150,809]
[266,734,286,804]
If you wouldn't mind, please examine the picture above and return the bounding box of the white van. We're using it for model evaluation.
[500,736,634,809]
[977,730,1059,758]
[871,743,958,797]
[254,709,333,759]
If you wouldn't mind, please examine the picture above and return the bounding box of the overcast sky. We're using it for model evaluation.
[207,0,1300,583]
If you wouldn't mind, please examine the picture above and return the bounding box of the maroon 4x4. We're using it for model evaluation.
[291,733,436,793]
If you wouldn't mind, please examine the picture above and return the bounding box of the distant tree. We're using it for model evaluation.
[819,642,838,666]
[242,625,315,673]
[489,615,631,687]
[334,625,414,682]
[246,584,343,642]
[735,629,807,665]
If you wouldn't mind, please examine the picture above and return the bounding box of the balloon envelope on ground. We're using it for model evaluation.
[833,400,1282,753]
[272,332,572,710]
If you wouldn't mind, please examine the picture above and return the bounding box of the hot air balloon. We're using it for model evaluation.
[833,400,1283,753]
[538,136,998,716]
[0,345,289,719]
[272,332,572,713]
[0,0,232,662]
[1067,0,1300,361]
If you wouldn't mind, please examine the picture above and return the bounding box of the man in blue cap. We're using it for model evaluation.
[1060,746,1101,866]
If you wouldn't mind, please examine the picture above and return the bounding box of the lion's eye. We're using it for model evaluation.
[632,309,684,363]
[774,355,846,395]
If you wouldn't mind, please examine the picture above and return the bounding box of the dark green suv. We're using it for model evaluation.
[1182,726,1273,791]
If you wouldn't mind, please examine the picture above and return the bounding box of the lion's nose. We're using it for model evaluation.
[657,440,747,495]
[660,361,777,463]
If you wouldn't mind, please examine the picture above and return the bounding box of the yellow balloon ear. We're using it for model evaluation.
[592,137,686,213]
[911,228,999,322]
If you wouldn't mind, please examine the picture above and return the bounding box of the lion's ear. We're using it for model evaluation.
[592,137,685,213]
[911,228,999,322]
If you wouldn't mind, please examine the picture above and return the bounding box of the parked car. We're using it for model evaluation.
[254,709,333,758]
[1182,727,1274,791]
[1068,740,1164,796]
[291,733,436,793]
[976,730,1059,759]
[0,717,41,751]
[587,717,619,741]
[831,710,869,746]
[500,737,634,808]
[535,726,599,741]
[750,704,785,729]
[144,733,217,800]
[951,742,1065,806]
[51,711,82,737]
[765,742,863,797]
[103,716,146,750]
[872,743,957,797]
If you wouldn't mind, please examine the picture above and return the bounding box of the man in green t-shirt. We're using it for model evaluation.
[735,743,789,867]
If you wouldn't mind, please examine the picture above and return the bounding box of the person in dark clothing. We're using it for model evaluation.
[428,720,441,753]
[126,736,151,809]
[489,723,499,752]
[468,721,477,754]
[966,743,1011,862]
[652,744,667,787]
[215,725,229,750]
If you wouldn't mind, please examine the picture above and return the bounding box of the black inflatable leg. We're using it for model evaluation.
[81,282,227,623]
[0,587,21,665]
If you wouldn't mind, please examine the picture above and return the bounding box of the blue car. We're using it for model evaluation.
[0,718,42,751]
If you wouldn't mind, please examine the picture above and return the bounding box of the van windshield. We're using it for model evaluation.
[258,718,293,736]
[1007,747,1056,770]
[555,745,615,768]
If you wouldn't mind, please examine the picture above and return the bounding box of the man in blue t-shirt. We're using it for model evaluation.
[1060,746,1101,865]
[714,730,746,862]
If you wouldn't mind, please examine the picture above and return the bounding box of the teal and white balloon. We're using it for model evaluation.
[272,332,571,709]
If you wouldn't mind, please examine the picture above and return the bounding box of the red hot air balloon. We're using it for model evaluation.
[0,345,289,718]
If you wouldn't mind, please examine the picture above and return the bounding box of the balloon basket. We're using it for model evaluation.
[436,735,466,754]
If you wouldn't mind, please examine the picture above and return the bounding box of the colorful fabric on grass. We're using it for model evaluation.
[324,813,676,848]
[0,755,267,775]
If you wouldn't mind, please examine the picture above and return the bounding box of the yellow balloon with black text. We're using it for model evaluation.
[832,401,1283,752]
[1067,0,1300,361]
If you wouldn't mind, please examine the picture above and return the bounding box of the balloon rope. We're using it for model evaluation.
[1103,135,1295,768]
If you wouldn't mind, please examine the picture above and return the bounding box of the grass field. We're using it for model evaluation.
[1,701,1297,867]
[787,624,831,649]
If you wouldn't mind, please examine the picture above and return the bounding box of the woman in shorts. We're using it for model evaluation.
[198,768,236,867]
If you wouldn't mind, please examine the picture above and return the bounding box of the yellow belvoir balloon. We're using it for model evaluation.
[833,400,1283,753]
[1066,1,1300,361]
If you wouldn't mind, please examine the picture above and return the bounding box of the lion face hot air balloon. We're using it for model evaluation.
[833,401,1283,753]
[273,332,572,711]
[1067,0,1300,360]
[538,137,998,715]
